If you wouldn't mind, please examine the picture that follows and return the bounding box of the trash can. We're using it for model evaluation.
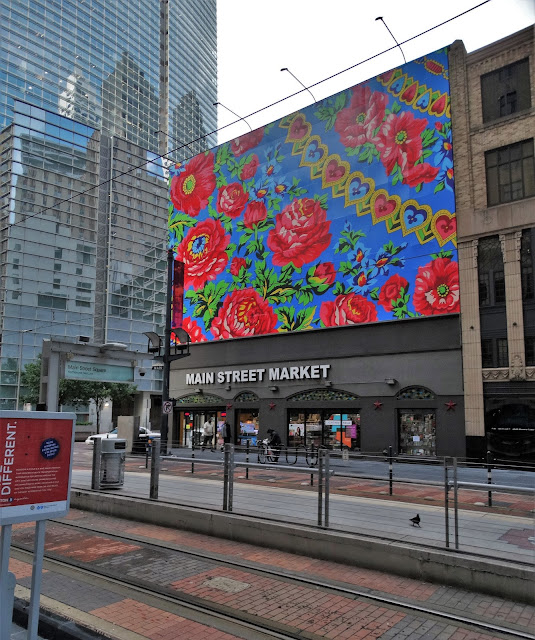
[98,438,126,488]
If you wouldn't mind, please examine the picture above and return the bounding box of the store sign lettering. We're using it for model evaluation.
[185,364,331,386]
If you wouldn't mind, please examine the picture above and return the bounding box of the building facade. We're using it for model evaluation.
[0,0,217,423]
[450,26,535,461]
[167,46,466,457]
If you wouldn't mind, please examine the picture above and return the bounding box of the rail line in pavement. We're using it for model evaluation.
[10,518,535,640]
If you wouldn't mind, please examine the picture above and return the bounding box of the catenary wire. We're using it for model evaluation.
[7,0,490,230]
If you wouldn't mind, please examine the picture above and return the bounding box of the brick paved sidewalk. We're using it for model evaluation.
[9,509,535,640]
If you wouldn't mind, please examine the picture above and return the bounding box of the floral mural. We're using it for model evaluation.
[168,48,458,342]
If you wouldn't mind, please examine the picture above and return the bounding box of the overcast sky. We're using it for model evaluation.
[215,0,534,143]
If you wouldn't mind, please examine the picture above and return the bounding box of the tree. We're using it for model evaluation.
[59,380,137,433]
[19,356,137,432]
[20,354,42,406]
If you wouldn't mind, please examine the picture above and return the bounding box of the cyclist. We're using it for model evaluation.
[266,428,281,462]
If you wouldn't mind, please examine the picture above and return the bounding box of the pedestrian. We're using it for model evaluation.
[202,418,214,450]
[223,421,231,445]
[266,428,281,462]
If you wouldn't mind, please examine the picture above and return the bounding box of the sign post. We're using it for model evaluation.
[0,411,75,640]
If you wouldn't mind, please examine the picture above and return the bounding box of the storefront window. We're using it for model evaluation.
[398,410,436,456]
[288,410,360,450]
[288,412,305,447]
[178,410,225,448]
[238,411,259,446]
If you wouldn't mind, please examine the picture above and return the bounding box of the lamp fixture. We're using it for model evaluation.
[384,378,397,385]
[195,388,203,394]
[214,101,252,132]
[225,384,231,391]
[280,67,317,103]
[324,380,333,387]
[375,16,407,64]
[269,385,279,392]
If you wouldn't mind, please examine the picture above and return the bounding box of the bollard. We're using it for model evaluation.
[487,450,493,507]
[246,439,250,480]
[191,441,195,474]
[388,445,393,496]
[149,438,160,500]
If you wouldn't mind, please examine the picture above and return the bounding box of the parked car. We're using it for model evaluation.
[84,426,160,445]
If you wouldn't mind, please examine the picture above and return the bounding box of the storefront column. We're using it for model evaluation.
[501,231,526,380]
[459,239,485,439]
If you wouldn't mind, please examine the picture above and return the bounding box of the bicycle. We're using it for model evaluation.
[257,438,277,464]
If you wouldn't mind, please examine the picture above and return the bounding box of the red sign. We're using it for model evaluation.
[0,412,75,525]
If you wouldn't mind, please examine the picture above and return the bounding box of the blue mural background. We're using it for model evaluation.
[168,47,458,342]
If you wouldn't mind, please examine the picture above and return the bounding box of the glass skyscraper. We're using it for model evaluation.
[0,0,217,421]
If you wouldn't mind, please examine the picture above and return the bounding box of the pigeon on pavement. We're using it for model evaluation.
[410,514,421,527]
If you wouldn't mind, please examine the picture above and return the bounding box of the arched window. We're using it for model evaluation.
[175,393,223,404]
[235,391,259,403]
[289,389,359,402]
[396,387,435,400]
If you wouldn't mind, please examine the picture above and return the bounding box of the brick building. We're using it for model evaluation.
[450,26,535,461]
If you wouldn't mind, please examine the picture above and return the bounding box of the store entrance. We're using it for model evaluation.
[288,410,360,450]
[237,410,259,446]
[398,410,436,456]
[177,409,227,448]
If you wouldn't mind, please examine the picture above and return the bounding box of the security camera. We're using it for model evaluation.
[139,367,146,377]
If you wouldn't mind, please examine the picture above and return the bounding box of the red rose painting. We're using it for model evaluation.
[310,263,336,287]
[320,293,377,326]
[376,111,428,175]
[231,129,264,156]
[267,198,331,268]
[176,318,207,343]
[216,182,248,218]
[378,274,409,311]
[239,154,259,180]
[170,152,216,217]
[211,288,278,339]
[335,87,389,148]
[413,258,460,315]
[230,257,247,276]
[243,200,268,228]
[176,218,230,290]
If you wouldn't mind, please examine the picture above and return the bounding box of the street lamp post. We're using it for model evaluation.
[144,250,190,455]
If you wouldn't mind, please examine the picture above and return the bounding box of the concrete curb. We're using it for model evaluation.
[12,597,110,640]
[71,489,534,604]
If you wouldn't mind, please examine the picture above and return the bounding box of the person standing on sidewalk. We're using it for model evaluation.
[202,418,214,450]
[221,421,231,449]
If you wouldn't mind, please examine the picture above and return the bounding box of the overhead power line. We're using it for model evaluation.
[7,0,490,230]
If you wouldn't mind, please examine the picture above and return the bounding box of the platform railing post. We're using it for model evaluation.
[324,449,330,529]
[317,449,324,526]
[444,458,450,548]
[149,438,160,500]
[223,444,230,511]
[453,457,459,550]
[487,450,493,507]
[228,443,234,512]
[388,445,393,496]
[91,438,102,490]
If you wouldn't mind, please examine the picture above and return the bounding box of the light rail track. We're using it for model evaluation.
[11,519,534,640]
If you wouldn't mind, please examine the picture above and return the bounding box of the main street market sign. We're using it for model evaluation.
[185,363,331,386]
